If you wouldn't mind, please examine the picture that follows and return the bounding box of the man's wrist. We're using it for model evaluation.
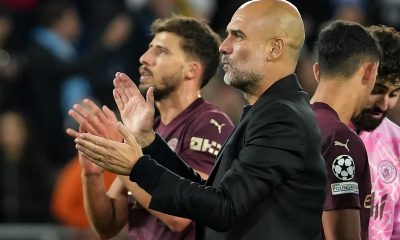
[137,131,156,148]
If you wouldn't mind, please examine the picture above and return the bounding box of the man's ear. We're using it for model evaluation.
[362,62,378,85]
[185,61,203,82]
[267,38,284,61]
[313,62,320,82]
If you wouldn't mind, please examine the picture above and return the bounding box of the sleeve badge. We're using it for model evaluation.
[332,155,355,181]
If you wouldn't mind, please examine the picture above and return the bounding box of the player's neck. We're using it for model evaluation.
[311,82,358,124]
[156,90,201,125]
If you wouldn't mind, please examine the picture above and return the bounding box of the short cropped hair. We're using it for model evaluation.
[368,25,400,86]
[316,20,382,79]
[151,16,220,88]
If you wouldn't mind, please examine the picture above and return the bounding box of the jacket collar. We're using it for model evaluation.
[240,74,304,120]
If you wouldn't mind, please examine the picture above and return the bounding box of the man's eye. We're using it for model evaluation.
[155,47,168,55]
[390,91,400,97]
[371,88,385,94]
[234,33,242,39]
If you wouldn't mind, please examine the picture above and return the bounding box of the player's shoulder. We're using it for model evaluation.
[330,126,364,148]
[322,124,366,157]
[193,99,234,127]
[197,99,227,114]
[332,125,359,138]
[326,127,368,183]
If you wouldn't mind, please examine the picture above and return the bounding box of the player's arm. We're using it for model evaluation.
[321,130,366,240]
[322,209,361,240]
[83,175,128,239]
[66,99,128,237]
[119,176,195,232]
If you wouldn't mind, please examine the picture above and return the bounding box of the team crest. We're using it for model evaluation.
[167,138,178,151]
[377,160,397,183]
[332,155,355,181]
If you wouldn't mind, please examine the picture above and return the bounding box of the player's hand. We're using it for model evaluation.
[75,122,143,175]
[78,150,104,175]
[76,126,104,176]
[113,72,155,147]
[66,99,122,142]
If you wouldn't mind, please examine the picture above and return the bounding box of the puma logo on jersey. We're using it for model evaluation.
[210,118,225,134]
[334,139,349,152]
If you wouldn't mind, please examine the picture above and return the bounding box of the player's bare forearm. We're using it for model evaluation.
[322,209,361,240]
[82,174,128,238]
[119,176,192,232]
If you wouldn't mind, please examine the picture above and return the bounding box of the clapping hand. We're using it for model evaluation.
[113,72,155,147]
[66,98,122,142]
[66,98,122,175]
[75,122,144,175]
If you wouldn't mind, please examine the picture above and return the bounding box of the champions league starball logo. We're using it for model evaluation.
[332,155,355,181]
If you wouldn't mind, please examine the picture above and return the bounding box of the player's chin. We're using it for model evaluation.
[138,84,152,94]
[362,118,382,131]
